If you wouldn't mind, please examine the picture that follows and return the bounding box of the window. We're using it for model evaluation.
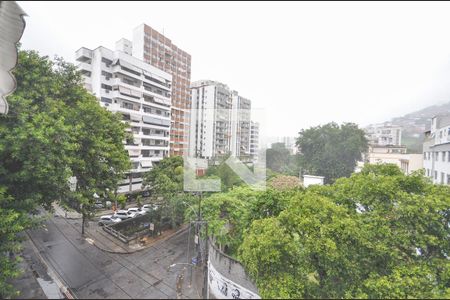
[435,171,438,180]
[443,152,447,162]
[100,97,112,104]
[101,57,112,67]
[448,151,450,162]
[101,83,112,91]
[441,172,445,184]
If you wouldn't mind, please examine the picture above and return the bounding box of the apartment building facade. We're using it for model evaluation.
[230,91,252,160]
[189,80,232,160]
[249,121,260,162]
[132,24,191,156]
[75,43,172,193]
[366,145,422,174]
[365,124,402,146]
[423,114,450,185]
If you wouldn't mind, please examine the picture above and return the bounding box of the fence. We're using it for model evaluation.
[103,211,173,243]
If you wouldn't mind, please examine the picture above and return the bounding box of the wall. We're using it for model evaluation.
[303,175,324,187]
[208,241,260,299]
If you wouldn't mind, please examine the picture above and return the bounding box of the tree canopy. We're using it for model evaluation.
[266,142,300,175]
[239,164,450,299]
[0,49,130,295]
[296,122,368,183]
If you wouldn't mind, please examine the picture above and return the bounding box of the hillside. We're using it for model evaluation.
[368,101,450,153]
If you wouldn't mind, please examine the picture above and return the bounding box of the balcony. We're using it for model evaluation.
[111,65,142,82]
[75,48,92,62]
[77,62,92,72]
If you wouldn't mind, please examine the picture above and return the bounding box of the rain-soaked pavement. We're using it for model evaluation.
[27,215,201,299]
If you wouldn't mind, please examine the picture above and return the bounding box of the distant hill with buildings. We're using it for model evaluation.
[367,101,450,153]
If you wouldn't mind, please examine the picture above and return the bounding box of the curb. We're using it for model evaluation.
[87,224,189,255]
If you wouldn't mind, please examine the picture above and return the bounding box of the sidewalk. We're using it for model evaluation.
[52,202,82,219]
[53,202,190,254]
[10,237,63,299]
[84,222,189,254]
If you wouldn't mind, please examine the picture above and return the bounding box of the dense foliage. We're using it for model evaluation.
[266,142,300,175]
[143,156,198,228]
[239,164,450,298]
[193,164,450,298]
[0,50,130,296]
[204,154,245,191]
[296,122,368,183]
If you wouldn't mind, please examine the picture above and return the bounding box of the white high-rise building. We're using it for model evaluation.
[189,80,255,162]
[249,121,259,161]
[189,80,232,160]
[75,42,172,193]
[230,91,251,160]
[423,114,450,185]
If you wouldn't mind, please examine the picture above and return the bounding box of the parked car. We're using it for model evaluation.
[113,210,137,220]
[127,207,146,216]
[98,215,121,226]
[141,204,160,212]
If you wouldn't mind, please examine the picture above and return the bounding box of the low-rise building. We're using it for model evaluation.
[423,114,450,185]
[356,144,423,174]
[75,42,172,193]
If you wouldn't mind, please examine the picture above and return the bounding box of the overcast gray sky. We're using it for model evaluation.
[18,1,450,138]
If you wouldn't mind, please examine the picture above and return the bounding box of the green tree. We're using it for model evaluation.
[0,50,83,295]
[0,51,77,212]
[0,187,35,298]
[296,122,368,183]
[266,143,300,175]
[142,156,195,229]
[204,154,244,191]
[62,78,130,234]
[186,186,256,255]
[240,164,450,299]
[0,49,130,295]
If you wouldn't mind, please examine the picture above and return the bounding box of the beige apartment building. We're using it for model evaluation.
[356,145,423,174]
[132,24,192,156]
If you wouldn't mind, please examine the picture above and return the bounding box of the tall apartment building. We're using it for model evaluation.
[423,114,450,185]
[189,80,232,160]
[249,121,260,161]
[365,124,402,146]
[230,91,251,159]
[75,42,172,193]
[132,24,191,156]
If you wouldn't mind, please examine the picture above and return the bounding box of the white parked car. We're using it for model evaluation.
[127,207,146,216]
[141,204,160,212]
[113,210,137,220]
[98,215,121,226]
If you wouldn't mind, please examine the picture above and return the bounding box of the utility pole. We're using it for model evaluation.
[202,222,209,299]
[196,191,202,264]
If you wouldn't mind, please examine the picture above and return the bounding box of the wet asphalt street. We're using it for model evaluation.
[27,215,201,299]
